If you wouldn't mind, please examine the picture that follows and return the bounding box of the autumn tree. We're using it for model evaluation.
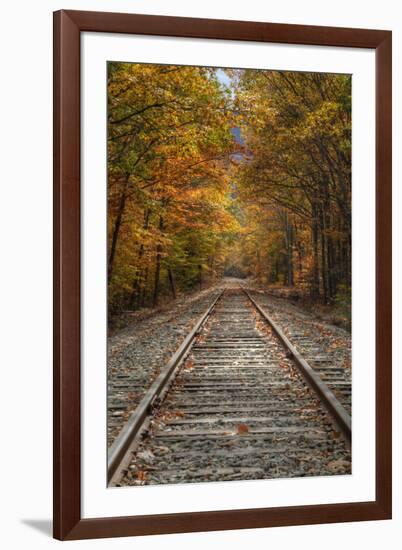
[107,63,240,313]
[107,63,352,320]
[233,69,351,304]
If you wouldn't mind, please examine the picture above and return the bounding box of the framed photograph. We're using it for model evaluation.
[53,10,392,540]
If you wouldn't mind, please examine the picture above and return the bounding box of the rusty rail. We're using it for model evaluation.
[107,289,225,482]
[243,288,351,446]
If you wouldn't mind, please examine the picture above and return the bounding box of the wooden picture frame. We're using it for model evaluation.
[53,9,392,540]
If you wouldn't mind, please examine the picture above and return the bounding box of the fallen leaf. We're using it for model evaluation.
[237,423,249,435]
[137,469,148,481]
[185,360,194,370]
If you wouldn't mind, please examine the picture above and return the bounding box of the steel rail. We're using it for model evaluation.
[243,288,351,446]
[107,289,225,482]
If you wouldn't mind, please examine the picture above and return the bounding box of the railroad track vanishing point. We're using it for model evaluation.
[108,286,351,486]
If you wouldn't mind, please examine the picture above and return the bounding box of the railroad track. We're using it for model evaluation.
[246,290,352,415]
[108,287,351,486]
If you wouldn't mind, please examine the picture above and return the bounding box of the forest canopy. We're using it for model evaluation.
[107,62,351,316]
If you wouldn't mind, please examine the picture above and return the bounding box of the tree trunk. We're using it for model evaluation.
[327,230,336,301]
[324,191,335,303]
[198,264,202,291]
[130,208,150,308]
[274,259,279,282]
[289,224,294,286]
[297,245,303,282]
[140,265,149,307]
[319,208,328,304]
[152,215,164,308]
[256,249,261,280]
[167,267,176,299]
[108,175,129,283]
[284,213,294,287]
[209,255,215,279]
[310,203,320,300]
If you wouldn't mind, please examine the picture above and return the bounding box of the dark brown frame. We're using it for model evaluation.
[54,10,392,541]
